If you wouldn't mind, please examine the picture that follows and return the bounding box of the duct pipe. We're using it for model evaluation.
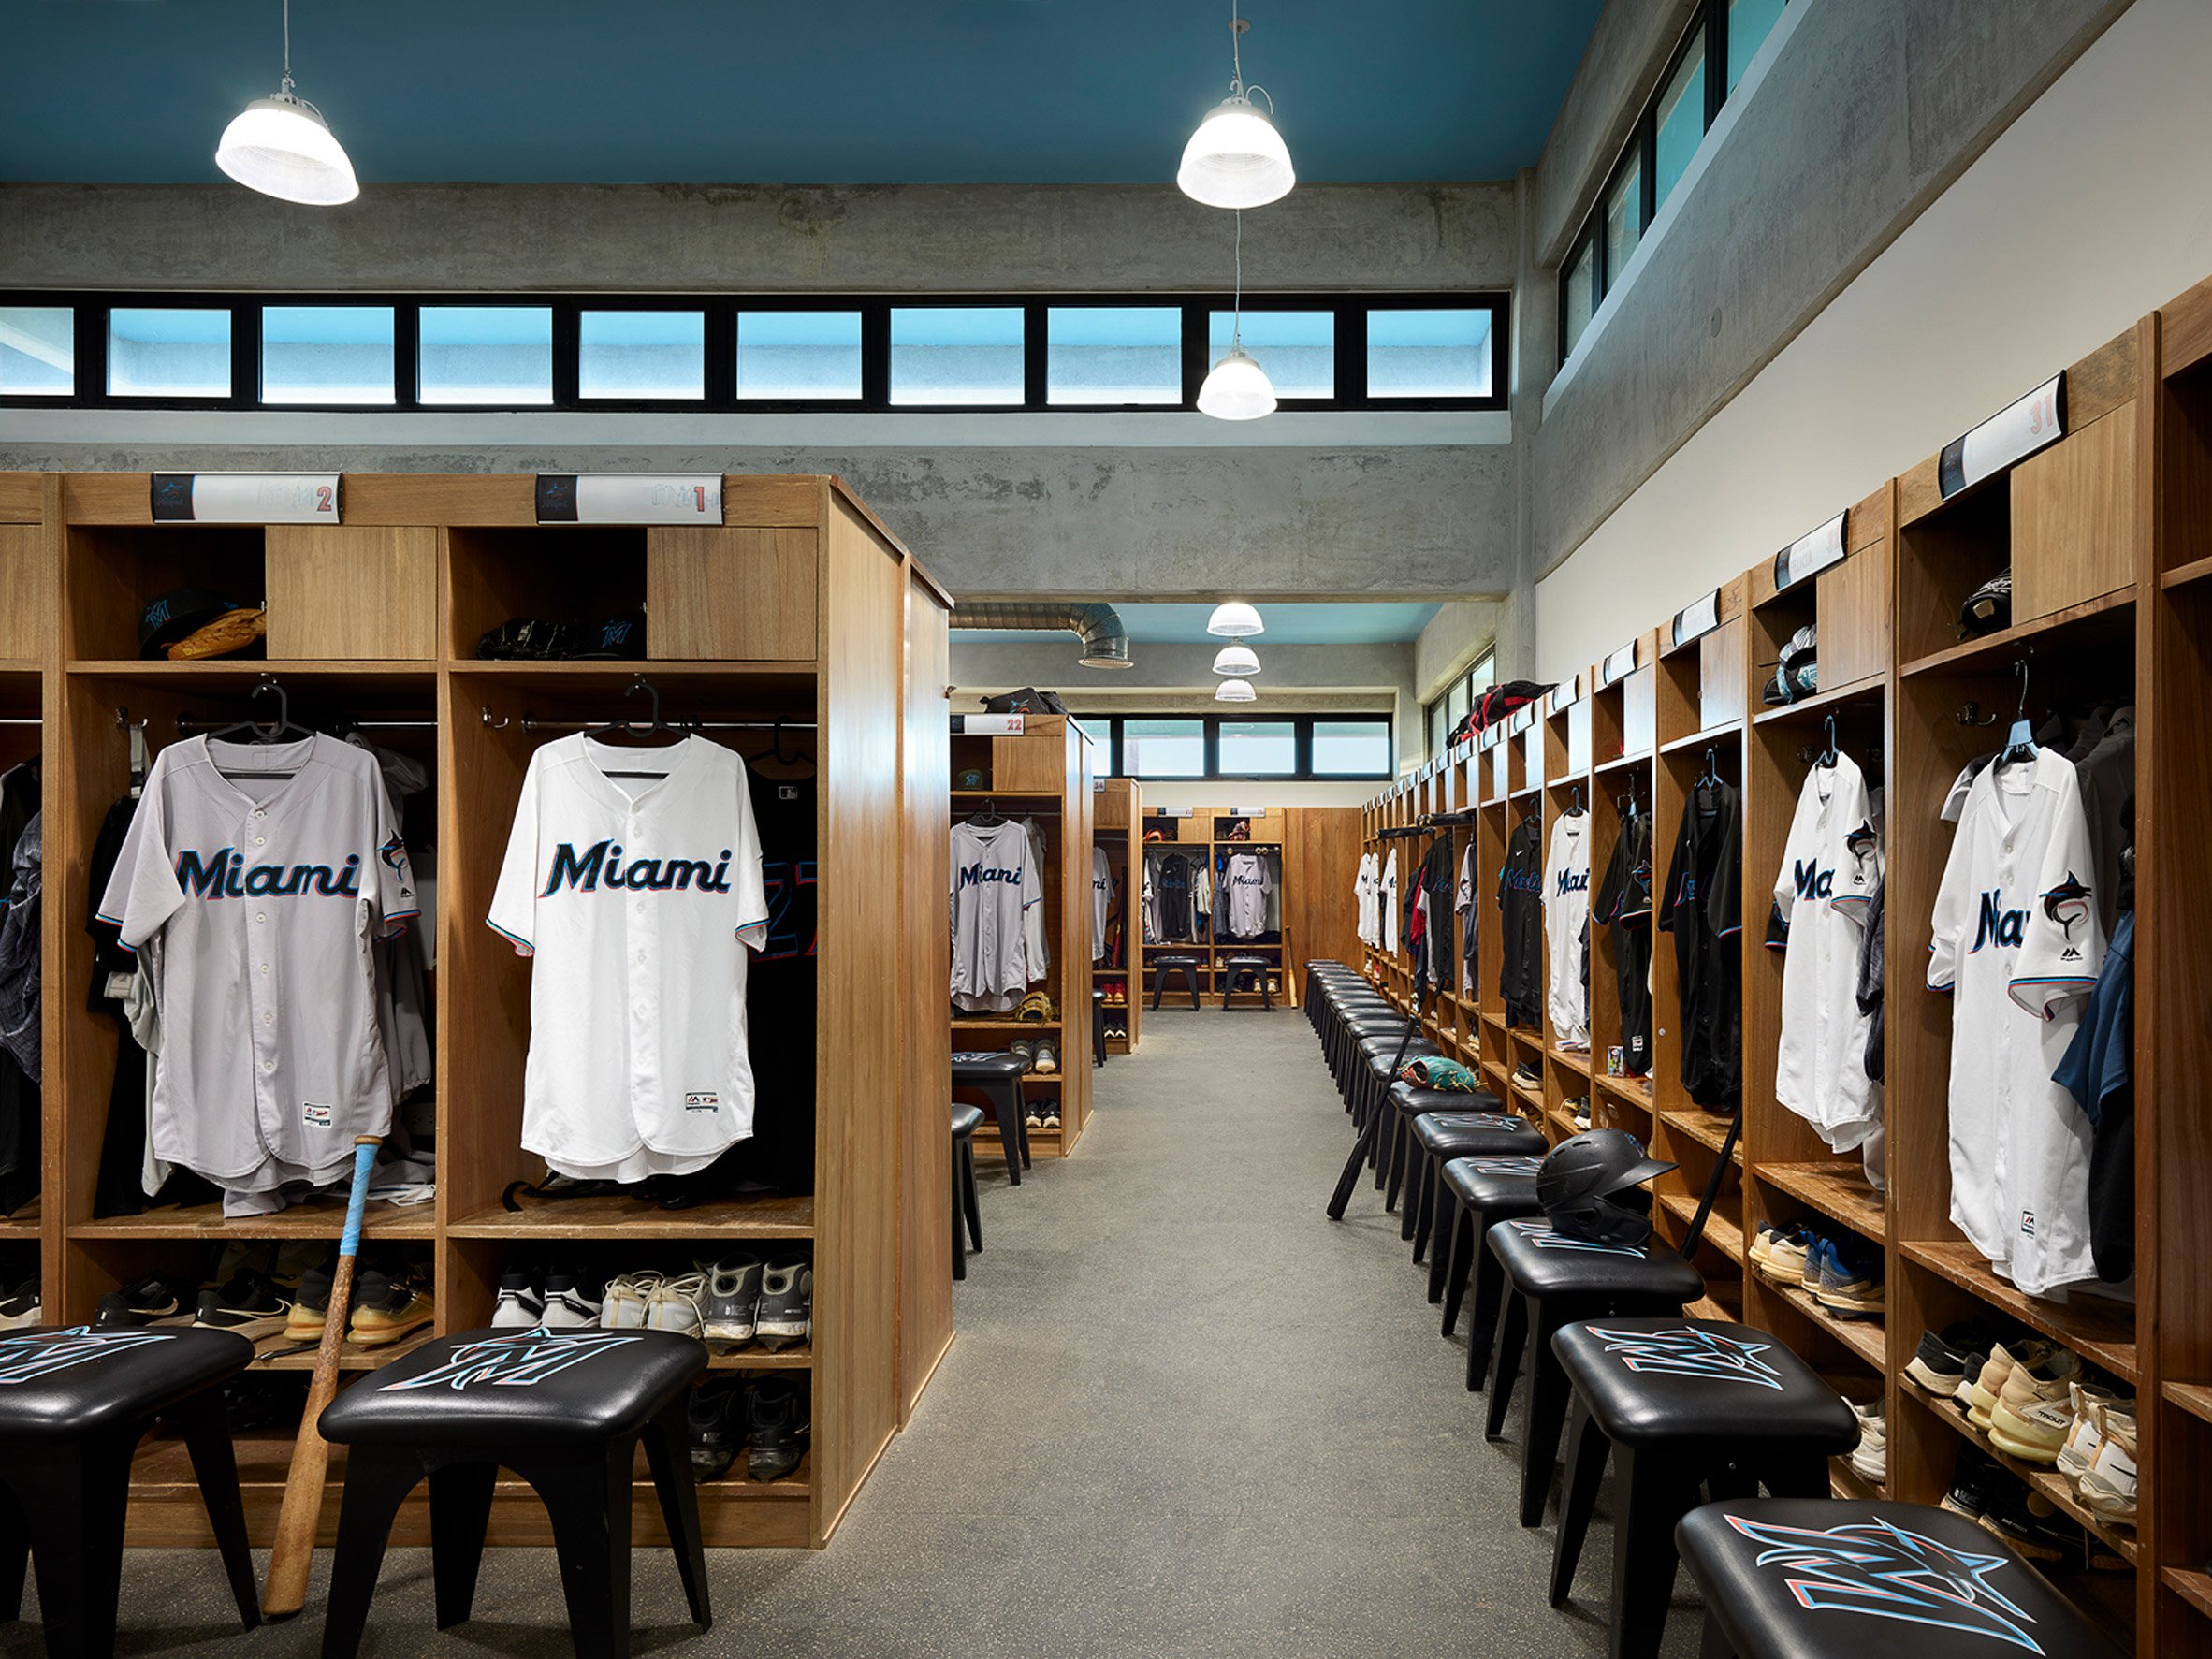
[955,601,1132,668]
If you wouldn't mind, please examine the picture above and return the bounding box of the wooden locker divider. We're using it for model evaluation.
[1093,778,1142,1052]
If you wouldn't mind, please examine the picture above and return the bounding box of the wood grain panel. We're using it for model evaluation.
[1700,617,1746,731]
[0,474,41,523]
[2068,327,2140,429]
[1815,543,1892,690]
[988,715,1070,791]
[2161,272,2212,379]
[727,475,831,529]
[264,524,438,660]
[1850,482,1893,551]
[336,474,538,526]
[2012,403,2142,623]
[0,526,42,661]
[648,527,818,660]
[1282,808,1361,994]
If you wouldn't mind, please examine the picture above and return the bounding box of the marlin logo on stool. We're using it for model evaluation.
[379,1328,642,1392]
[1506,1217,1647,1258]
[1723,1511,2046,1652]
[0,1326,173,1386]
[1587,1324,1786,1390]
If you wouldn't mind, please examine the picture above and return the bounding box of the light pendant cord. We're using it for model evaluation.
[280,0,295,95]
[1230,1,1244,94]
[1230,210,1244,350]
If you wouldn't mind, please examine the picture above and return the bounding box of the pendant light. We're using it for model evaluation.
[1199,211,1277,421]
[1212,643,1261,676]
[1215,678,1258,704]
[1207,601,1264,638]
[1177,8,1294,210]
[216,0,359,206]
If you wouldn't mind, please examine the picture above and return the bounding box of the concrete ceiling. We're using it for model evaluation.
[951,600,1440,646]
[1,1,1603,185]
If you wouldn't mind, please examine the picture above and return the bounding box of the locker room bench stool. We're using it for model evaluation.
[1384,1083,1517,1229]
[1396,1097,1540,1262]
[1674,1497,2126,1659]
[317,1326,712,1659]
[951,1051,1031,1186]
[1354,1036,1439,1153]
[951,1103,984,1281]
[1437,1157,1546,1381]
[0,1325,259,1659]
[1323,1007,1397,1092]
[1486,1223,1708,1531]
[1220,955,1273,1010]
[1091,988,1108,1066]
[1150,955,1201,1011]
[1549,1318,1858,1659]
[1302,960,1353,1020]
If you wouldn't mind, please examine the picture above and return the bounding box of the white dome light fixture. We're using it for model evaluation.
[1212,643,1260,676]
[1200,210,1276,421]
[1215,677,1258,704]
[1177,10,1294,210]
[216,0,359,206]
[1207,601,1264,638]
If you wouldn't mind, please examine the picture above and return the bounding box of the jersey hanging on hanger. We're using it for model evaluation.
[1543,811,1591,1049]
[1659,779,1741,1108]
[1380,848,1400,954]
[1594,811,1654,1076]
[1498,818,1544,1027]
[950,818,1047,1012]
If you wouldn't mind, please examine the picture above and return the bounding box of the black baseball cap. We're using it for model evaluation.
[139,589,238,658]
[575,610,647,660]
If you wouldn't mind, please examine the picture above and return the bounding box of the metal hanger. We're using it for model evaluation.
[1999,658,2039,767]
[206,677,314,778]
[966,797,1007,829]
[1567,783,1586,817]
[587,677,687,780]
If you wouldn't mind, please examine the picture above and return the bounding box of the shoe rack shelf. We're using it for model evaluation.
[949,712,1098,1158]
[1093,777,1142,1053]
[1350,274,2212,1654]
[0,471,958,1552]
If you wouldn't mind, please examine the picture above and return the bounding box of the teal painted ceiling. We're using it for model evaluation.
[953,601,1440,647]
[0,1,1602,185]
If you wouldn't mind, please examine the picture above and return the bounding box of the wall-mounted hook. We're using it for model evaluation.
[480,705,511,730]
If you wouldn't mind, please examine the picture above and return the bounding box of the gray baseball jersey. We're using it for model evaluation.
[97,735,416,1194]
[951,820,1044,1011]
[1091,846,1112,962]
[1224,851,1270,938]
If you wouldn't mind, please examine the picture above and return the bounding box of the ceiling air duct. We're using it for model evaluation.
[958,601,1132,669]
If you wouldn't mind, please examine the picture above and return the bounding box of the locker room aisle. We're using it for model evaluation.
[71,1007,1697,1659]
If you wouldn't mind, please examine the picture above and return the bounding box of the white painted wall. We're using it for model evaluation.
[1133,780,1382,810]
[1534,0,2212,678]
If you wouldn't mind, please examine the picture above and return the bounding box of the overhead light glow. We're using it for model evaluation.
[1212,643,1261,676]
[1215,677,1258,703]
[1207,602,1264,638]
[1177,10,1294,210]
[217,1,358,206]
[1198,346,1276,420]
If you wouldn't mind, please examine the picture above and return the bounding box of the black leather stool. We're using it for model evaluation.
[1400,1099,1543,1261]
[1090,988,1108,1065]
[1549,1318,1858,1659]
[1353,1036,1439,1147]
[1220,955,1273,1010]
[1438,1157,1545,1379]
[1383,1083,1514,1223]
[1485,1220,1707,1529]
[318,1326,712,1659]
[0,1324,259,1659]
[1675,1498,2126,1659]
[1151,954,1201,1010]
[952,1050,1030,1185]
[1320,1008,1397,1098]
[951,1102,984,1280]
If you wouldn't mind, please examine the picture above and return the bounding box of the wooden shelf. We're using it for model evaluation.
[1760,1273,1887,1369]
[1659,1108,1741,1162]
[1657,1190,1742,1261]
[1593,1073,1654,1112]
[70,1197,435,1241]
[1898,587,2134,678]
[1899,1241,2137,1384]
[2160,552,2212,591]
[1829,1458,1887,1502]
[1547,1047,1592,1078]
[952,789,1060,799]
[706,1344,813,1371]
[1659,724,1743,756]
[448,1191,814,1241]
[450,659,817,680]
[246,1326,438,1371]
[1509,1078,1544,1111]
[951,1019,1062,1033]
[1749,674,1887,725]
[1759,1161,1885,1243]
[2164,1569,2212,1622]
[1594,751,1652,776]
[1906,1388,2138,1564]
[2164,1381,2212,1426]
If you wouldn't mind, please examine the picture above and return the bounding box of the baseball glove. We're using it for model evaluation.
[167,607,266,661]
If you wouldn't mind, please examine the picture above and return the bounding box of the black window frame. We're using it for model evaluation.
[1104,713,1393,783]
[0,289,1509,415]
[1423,648,1497,757]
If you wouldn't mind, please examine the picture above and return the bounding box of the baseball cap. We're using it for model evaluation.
[139,588,239,659]
[575,610,648,660]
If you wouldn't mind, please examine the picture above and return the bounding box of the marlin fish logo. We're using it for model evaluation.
[1723,1512,2045,1652]
[2040,871,2092,945]
[0,1326,173,1386]
[1506,1218,1647,1258]
[1587,1324,1787,1389]
[1843,821,1877,883]
[379,1328,642,1393]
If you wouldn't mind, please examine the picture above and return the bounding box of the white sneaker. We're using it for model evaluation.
[2079,1409,2138,1523]
[489,1273,545,1330]
[540,1273,603,1330]
[600,1272,664,1330]
[1850,1400,1887,1483]
[645,1272,707,1335]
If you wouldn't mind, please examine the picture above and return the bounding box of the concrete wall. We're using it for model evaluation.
[1534,0,2212,677]
[1411,600,1504,704]
[1532,0,1696,266]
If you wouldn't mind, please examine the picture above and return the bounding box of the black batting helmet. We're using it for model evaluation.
[1535,1129,1675,1248]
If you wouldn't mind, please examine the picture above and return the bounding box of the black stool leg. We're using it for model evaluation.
[0,1480,24,1623]
[1518,1301,1572,1527]
[1009,1081,1032,1170]
[17,1438,132,1659]
[321,1447,424,1659]
[951,1140,968,1281]
[519,1444,634,1659]
[1609,1449,1696,1659]
[1260,976,1272,1011]
[1549,1402,1609,1607]
[643,1401,712,1630]
[980,1084,1022,1186]
[1484,1289,1528,1437]
[1184,966,1200,1010]
[1151,965,1165,1011]
[961,1141,983,1249]
[173,1388,260,1630]
[1466,1227,1507,1390]
[1698,1611,1738,1659]
[1441,1208,1474,1335]
[1426,1186,1458,1302]
[1758,1451,1832,1501]
[428,1462,498,1629]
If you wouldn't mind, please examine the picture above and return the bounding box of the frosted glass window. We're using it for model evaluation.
[109,307,230,399]
[1047,307,1180,405]
[261,305,395,405]
[1208,310,1332,399]
[1366,309,1492,399]
[418,305,552,405]
[1219,721,1295,776]
[889,307,1024,405]
[1728,0,1787,91]
[1604,158,1644,285]
[579,310,704,400]
[737,311,862,400]
[1563,240,1596,358]
[1313,720,1391,776]
[0,306,71,397]
[1653,30,1707,213]
[1124,720,1205,778]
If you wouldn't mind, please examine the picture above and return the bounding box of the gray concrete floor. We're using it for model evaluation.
[16,1007,1702,1658]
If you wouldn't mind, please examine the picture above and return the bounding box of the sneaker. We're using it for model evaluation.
[1941,1448,2001,1521]
[1512,1061,1539,1087]
[1967,1338,2051,1432]
[1034,1039,1059,1076]
[1024,1099,1045,1131]
[1568,1097,1591,1130]
[2057,1380,2125,1484]
[1813,1237,1884,1318]
[192,1271,293,1340]
[0,1276,39,1331]
[747,1376,810,1482]
[1987,1346,2081,1456]
[1756,1225,1812,1286]
[701,1256,764,1346]
[755,1256,813,1350]
[1905,1320,1994,1399]
[1978,1481,2084,1564]
[1748,1224,1778,1273]
[1850,1400,1887,1483]
[601,1272,664,1330]
[539,1271,603,1329]
[349,1270,434,1346]
[2078,1406,2138,1523]
[490,1271,546,1329]
[687,1377,747,1480]
[1041,1099,1062,1130]
[1008,1039,1037,1073]
[1798,1234,1832,1294]
[645,1273,707,1335]
[284,1264,333,1342]
[95,1274,185,1330]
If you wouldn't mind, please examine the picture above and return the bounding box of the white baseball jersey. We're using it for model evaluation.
[1768,754,1882,1153]
[1455,843,1476,994]
[1224,851,1270,938]
[1928,749,2103,1294]
[98,735,416,1199]
[1543,812,1591,1048]
[1381,850,1400,953]
[488,735,769,1184]
[1355,852,1378,946]
[950,820,1045,1012]
[1090,846,1112,962]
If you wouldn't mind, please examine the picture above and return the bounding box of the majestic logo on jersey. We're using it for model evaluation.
[0,1326,173,1386]
[956,863,1026,892]
[1972,892,2029,953]
[541,841,734,896]
[2040,872,2091,957]
[176,848,362,900]
[1721,1512,2045,1652]
[1792,860,1834,902]
[1555,869,1591,896]
[1587,1324,1786,1390]
[1505,1217,1647,1257]
[379,1328,643,1392]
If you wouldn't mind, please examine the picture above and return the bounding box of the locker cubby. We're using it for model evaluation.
[444,525,648,662]
[65,523,266,663]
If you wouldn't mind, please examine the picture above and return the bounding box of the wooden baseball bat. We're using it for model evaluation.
[262,1135,382,1620]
